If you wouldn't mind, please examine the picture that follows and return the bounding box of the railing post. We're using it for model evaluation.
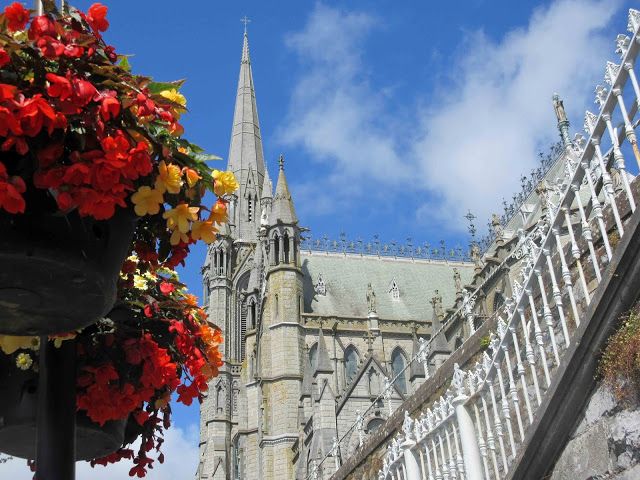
[452,396,484,480]
[400,440,422,480]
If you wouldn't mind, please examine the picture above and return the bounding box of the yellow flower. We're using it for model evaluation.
[143,271,157,282]
[212,170,239,197]
[170,229,190,245]
[209,200,228,224]
[155,160,183,194]
[16,352,33,371]
[133,274,148,290]
[163,203,199,233]
[0,335,38,355]
[131,186,164,216]
[183,168,201,188]
[160,89,187,107]
[191,220,218,243]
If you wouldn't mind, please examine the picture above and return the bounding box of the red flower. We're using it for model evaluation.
[133,410,150,426]
[34,166,65,189]
[55,191,74,211]
[28,15,57,40]
[0,174,27,214]
[98,91,120,121]
[12,94,58,138]
[36,36,65,59]
[159,282,175,295]
[0,83,16,101]
[46,73,72,100]
[62,163,91,185]
[71,78,97,106]
[0,48,9,67]
[143,304,154,318]
[63,44,84,58]
[0,106,20,137]
[124,141,152,178]
[36,142,64,168]
[4,2,29,32]
[87,3,109,32]
[134,93,155,117]
[1,135,28,155]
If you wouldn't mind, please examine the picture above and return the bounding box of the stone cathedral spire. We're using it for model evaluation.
[227,30,266,240]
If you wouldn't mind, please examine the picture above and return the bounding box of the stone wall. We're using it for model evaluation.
[549,384,640,480]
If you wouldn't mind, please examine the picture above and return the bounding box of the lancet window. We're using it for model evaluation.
[344,346,359,384]
[391,348,407,394]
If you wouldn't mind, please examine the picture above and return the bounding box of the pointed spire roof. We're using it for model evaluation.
[313,327,333,375]
[261,163,273,200]
[409,333,425,380]
[227,30,265,240]
[227,31,264,177]
[269,155,298,225]
[430,310,451,354]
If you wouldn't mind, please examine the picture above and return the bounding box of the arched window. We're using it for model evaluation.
[283,231,290,264]
[273,234,280,265]
[308,343,318,368]
[391,348,407,394]
[344,346,359,384]
[367,418,385,434]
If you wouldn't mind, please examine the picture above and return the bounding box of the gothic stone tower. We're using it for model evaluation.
[198,30,268,479]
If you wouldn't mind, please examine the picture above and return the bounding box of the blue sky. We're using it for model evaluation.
[1,0,636,478]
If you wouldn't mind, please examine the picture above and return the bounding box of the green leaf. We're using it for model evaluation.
[117,55,132,72]
[147,79,186,94]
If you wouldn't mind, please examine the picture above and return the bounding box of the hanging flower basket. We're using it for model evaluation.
[0,257,224,476]
[0,1,239,335]
[0,184,136,335]
[0,351,126,460]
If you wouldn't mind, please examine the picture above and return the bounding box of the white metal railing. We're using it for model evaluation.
[379,8,640,480]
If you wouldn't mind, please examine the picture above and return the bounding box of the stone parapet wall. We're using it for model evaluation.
[550,384,640,480]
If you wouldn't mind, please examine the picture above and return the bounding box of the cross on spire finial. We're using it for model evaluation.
[279,154,284,170]
[241,16,251,34]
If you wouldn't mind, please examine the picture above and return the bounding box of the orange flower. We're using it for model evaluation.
[208,199,228,224]
[183,167,201,188]
[191,219,217,243]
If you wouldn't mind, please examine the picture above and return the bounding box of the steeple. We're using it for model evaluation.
[227,30,266,240]
[269,155,298,225]
[313,327,333,375]
[261,164,273,202]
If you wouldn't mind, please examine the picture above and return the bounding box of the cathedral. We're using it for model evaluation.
[196,31,478,480]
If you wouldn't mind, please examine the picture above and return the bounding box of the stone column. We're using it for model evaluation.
[453,396,484,480]
[401,439,421,480]
[279,236,285,264]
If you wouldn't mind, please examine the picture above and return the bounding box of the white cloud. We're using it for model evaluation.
[0,423,199,480]
[278,0,622,231]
